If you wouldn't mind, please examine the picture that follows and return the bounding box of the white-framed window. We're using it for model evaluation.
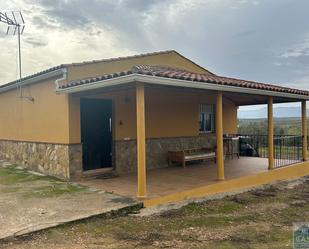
[199,104,215,133]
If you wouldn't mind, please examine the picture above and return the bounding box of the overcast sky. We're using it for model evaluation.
[1,0,309,103]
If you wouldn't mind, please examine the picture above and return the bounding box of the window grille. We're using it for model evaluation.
[199,104,214,133]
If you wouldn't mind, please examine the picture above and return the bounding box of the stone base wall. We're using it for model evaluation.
[0,140,82,179]
[115,135,216,174]
[68,144,83,178]
[0,136,216,178]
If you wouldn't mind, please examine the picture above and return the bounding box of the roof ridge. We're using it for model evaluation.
[62,50,176,67]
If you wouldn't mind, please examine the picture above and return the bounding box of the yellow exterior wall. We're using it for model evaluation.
[66,51,209,83]
[146,88,237,138]
[0,84,237,145]
[0,51,236,145]
[65,51,220,143]
[223,102,238,134]
[69,88,136,143]
[68,95,81,143]
[69,86,238,142]
[0,81,70,144]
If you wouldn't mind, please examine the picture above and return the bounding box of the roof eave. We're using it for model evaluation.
[0,68,66,94]
[56,74,309,100]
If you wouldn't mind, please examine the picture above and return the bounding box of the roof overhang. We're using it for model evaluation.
[56,73,309,101]
[0,68,66,94]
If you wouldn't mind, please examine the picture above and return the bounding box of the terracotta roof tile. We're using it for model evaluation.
[60,65,309,96]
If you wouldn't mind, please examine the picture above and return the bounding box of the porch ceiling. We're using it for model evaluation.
[223,91,302,106]
[72,83,305,107]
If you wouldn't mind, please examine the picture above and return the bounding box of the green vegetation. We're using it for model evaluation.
[0,165,43,185]
[238,117,309,158]
[238,117,308,135]
[0,164,86,197]
[22,182,86,198]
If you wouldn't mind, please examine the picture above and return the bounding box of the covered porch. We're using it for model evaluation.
[57,64,309,205]
[133,83,308,199]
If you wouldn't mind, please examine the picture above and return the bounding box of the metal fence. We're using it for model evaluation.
[273,135,303,168]
[237,134,305,168]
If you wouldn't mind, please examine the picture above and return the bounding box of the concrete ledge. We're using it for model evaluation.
[143,161,309,207]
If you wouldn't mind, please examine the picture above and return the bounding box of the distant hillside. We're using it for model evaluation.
[238,107,309,119]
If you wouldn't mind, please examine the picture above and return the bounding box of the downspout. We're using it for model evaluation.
[53,67,70,179]
[54,68,68,91]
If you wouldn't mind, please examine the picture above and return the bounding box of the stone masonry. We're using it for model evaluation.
[0,140,82,179]
[0,136,216,178]
[115,135,216,174]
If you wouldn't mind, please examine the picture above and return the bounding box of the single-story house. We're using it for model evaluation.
[0,50,308,201]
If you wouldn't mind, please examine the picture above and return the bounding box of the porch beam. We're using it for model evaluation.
[216,92,225,180]
[302,100,308,161]
[136,83,147,198]
[56,74,309,101]
[268,96,274,170]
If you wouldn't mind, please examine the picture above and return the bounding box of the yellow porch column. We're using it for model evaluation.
[302,100,308,161]
[216,92,224,180]
[136,83,147,198]
[268,96,274,170]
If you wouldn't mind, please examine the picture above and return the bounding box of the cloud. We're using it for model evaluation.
[24,36,48,47]
[0,0,308,92]
[280,38,309,58]
[31,15,59,29]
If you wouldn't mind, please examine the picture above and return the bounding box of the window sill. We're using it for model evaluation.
[199,132,215,136]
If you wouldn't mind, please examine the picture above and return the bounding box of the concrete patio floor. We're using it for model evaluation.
[79,157,269,199]
[0,161,140,240]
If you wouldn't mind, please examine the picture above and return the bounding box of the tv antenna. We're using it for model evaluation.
[0,11,33,101]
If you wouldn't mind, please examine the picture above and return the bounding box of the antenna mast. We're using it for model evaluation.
[0,11,33,101]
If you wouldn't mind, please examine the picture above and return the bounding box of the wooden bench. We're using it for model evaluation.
[168,147,216,167]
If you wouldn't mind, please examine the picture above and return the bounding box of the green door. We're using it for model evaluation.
[80,98,112,171]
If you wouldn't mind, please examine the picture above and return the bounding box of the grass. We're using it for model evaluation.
[0,163,308,248]
[0,164,86,197]
[257,146,308,158]
[0,165,44,185]
[2,177,308,249]
[22,182,86,198]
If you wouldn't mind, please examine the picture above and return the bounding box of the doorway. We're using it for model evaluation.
[80,98,113,171]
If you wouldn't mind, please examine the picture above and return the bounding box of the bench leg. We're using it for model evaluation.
[182,159,186,168]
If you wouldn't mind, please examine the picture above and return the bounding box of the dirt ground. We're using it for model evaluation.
[1,176,309,249]
[0,162,139,240]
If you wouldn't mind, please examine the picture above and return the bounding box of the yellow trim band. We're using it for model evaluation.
[143,162,309,207]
